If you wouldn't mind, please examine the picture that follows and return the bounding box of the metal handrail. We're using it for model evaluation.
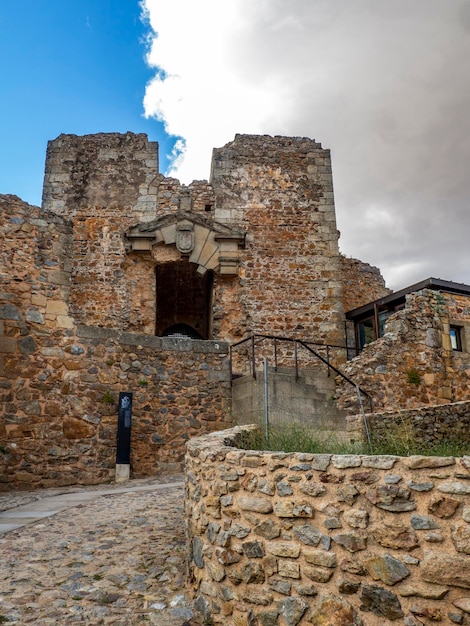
[229,332,373,412]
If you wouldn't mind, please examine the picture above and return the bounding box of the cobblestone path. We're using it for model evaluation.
[0,477,193,625]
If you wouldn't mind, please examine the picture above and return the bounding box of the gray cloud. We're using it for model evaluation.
[144,0,470,289]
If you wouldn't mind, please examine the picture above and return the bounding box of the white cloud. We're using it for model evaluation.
[141,0,470,290]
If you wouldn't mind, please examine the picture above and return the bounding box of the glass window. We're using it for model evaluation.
[358,317,375,349]
[450,326,462,351]
[378,310,392,337]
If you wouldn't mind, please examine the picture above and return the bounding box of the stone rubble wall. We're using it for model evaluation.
[42,132,161,218]
[336,290,470,413]
[211,134,347,348]
[346,401,470,449]
[0,194,74,332]
[0,195,231,489]
[42,133,159,328]
[0,322,231,489]
[185,426,470,626]
[0,318,231,489]
[340,256,391,314]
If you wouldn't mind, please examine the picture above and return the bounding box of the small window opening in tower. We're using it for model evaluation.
[204,204,212,212]
[155,261,213,339]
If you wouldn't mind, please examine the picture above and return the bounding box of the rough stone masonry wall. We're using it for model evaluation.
[211,135,346,349]
[0,194,231,490]
[340,256,391,314]
[186,426,470,626]
[345,401,470,449]
[41,131,243,339]
[42,132,162,329]
[38,131,392,355]
[42,133,351,349]
[336,290,470,413]
[0,322,231,490]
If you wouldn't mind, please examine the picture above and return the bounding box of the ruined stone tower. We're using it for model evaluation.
[42,133,346,347]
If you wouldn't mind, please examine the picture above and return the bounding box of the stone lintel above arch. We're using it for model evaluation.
[125,211,245,275]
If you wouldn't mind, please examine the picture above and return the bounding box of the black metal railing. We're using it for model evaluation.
[229,333,373,413]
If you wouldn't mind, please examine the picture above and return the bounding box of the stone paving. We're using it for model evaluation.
[0,475,194,625]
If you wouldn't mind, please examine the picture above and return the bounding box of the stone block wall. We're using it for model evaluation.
[211,135,346,347]
[0,323,231,490]
[42,132,160,218]
[43,130,403,350]
[42,133,162,328]
[186,427,470,626]
[0,194,231,489]
[346,401,470,449]
[0,193,74,355]
[40,132,354,348]
[340,256,391,313]
[336,289,470,413]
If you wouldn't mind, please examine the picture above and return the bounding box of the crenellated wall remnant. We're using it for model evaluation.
[340,256,391,313]
[186,426,470,626]
[40,132,386,346]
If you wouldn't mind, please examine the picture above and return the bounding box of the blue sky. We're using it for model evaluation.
[0,1,174,205]
[1,1,470,290]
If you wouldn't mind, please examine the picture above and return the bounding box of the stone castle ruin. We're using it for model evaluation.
[1,132,469,489]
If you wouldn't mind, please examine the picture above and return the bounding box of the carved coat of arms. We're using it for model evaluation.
[176,221,195,255]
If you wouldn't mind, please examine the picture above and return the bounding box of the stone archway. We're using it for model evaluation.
[125,211,245,338]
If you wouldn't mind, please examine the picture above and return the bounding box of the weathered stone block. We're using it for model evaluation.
[241,562,265,584]
[438,481,470,495]
[428,495,460,519]
[410,515,440,530]
[396,582,448,599]
[273,501,313,518]
[309,594,363,625]
[405,456,455,469]
[242,541,265,558]
[239,496,273,514]
[278,596,308,626]
[360,585,404,620]
[277,560,300,579]
[343,508,368,529]
[451,523,470,554]
[332,533,367,553]
[364,554,410,585]
[266,542,300,559]
[292,524,322,546]
[371,523,419,551]
[421,552,470,588]
[255,519,281,540]
[304,565,334,583]
[304,549,337,568]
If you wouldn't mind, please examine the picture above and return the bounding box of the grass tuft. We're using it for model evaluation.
[241,421,468,457]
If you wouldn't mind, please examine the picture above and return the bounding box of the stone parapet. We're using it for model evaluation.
[186,426,470,626]
[345,401,470,449]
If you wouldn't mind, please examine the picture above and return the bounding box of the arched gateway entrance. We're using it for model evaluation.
[156,261,213,339]
[125,211,245,338]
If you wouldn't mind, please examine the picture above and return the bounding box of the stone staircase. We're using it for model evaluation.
[231,366,354,443]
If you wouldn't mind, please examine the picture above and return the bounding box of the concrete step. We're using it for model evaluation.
[232,368,348,430]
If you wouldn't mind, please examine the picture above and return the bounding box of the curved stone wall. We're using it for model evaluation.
[185,427,470,626]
